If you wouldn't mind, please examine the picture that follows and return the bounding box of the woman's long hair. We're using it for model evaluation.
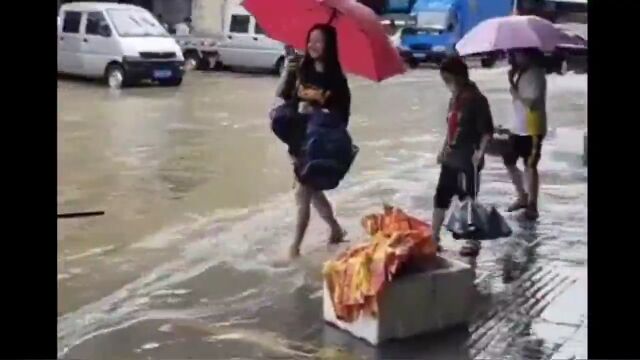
[298,24,346,87]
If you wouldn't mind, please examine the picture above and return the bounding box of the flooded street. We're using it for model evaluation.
[58,68,587,359]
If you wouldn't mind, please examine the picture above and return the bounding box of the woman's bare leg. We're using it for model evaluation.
[506,165,528,211]
[311,191,344,243]
[524,166,540,219]
[291,184,313,258]
[431,207,447,244]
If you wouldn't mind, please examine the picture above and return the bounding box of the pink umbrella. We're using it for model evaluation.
[455,15,586,56]
[243,0,405,82]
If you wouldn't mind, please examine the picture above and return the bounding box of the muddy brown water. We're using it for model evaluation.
[58,69,587,359]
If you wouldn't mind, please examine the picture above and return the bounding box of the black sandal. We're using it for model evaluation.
[524,206,539,220]
[328,229,348,245]
[459,241,481,257]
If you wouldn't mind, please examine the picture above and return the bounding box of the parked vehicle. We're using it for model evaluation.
[214,5,287,75]
[398,0,512,66]
[174,33,222,71]
[515,0,587,24]
[544,22,587,74]
[57,2,185,88]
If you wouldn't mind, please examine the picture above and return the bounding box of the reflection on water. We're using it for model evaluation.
[501,222,540,284]
[58,70,587,359]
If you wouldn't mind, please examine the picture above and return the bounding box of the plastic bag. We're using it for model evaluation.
[445,197,512,240]
[445,169,512,240]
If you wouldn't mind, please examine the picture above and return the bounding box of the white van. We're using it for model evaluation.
[58,2,185,88]
[215,5,286,75]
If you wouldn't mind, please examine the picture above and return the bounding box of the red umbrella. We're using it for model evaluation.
[243,0,406,82]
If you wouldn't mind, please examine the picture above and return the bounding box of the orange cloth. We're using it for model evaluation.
[323,205,438,322]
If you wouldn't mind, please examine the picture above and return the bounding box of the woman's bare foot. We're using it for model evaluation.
[433,236,443,253]
[507,195,528,212]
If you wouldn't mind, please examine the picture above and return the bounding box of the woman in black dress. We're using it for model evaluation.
[275,24,351,259]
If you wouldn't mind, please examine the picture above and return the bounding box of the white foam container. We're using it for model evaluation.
[323,255,475,345]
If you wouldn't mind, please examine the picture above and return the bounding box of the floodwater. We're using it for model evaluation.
[58,68,587,359]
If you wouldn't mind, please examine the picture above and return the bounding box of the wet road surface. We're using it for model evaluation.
[58,68,587,359]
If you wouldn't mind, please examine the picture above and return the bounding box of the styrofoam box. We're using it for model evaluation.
[323,255,475,345]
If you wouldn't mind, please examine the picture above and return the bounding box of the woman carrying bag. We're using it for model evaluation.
[431,56,495,257]
[271,24,352,259]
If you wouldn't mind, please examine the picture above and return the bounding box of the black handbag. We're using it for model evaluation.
[445,168,512,240]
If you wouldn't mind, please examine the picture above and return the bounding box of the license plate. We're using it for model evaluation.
[413,53,427,59]
[153,69,172,79]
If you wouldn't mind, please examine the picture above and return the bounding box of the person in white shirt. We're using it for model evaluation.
[174,17,192,36]
[503,48,547,220]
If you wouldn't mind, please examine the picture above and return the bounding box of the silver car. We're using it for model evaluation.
[214,5,286,75]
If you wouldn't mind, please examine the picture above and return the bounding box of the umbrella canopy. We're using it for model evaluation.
[455,15,585,56]
[554,23,588,49]
[243,0,405,82]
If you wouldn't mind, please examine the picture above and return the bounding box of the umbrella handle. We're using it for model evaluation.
[327,8,338,25]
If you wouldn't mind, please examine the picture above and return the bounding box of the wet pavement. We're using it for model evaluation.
[58,68,587,359]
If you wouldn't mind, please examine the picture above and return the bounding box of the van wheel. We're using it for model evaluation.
[213,61,224,71]
[184,52,200,71]
[105,64,128,89]
[407,58,419,69]
[159,77,183,87]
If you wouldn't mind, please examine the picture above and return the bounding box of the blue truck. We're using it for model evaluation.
[395,0,513,67]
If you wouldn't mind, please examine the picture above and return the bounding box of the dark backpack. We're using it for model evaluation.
[270,101,298,145]
[270,101,307,156]
[295,110,359,191]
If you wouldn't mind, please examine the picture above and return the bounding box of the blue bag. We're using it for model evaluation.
[295,110,358,191]
[270,101,299,145]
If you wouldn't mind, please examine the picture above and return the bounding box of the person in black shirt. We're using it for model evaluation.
[432,56,494,257]
[275,24,351,259]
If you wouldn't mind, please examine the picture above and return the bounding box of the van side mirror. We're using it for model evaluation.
[99,23,112,37]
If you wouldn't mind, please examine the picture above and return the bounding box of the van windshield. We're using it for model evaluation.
[107,9,168,37]
[415,11,449,30]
